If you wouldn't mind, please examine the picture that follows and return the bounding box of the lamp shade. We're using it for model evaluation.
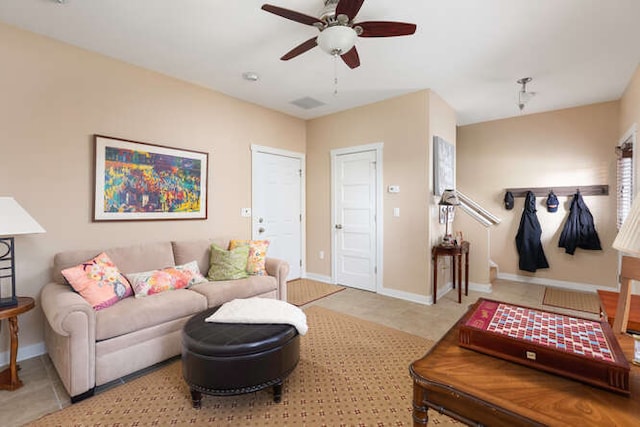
[317,25,357,55]
[439,189,460,206]
[613,193,640,256]
[0,197,45,236]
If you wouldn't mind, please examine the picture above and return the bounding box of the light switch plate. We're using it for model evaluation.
[388,185,400,193]
[241,208,251,217]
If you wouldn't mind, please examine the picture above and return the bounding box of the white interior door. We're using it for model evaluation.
[252,147,303,280]
[333,149,378,291]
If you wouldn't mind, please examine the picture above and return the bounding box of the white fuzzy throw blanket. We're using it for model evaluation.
[205,297,308,335]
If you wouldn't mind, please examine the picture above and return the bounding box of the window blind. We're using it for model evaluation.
[616,139,633,230]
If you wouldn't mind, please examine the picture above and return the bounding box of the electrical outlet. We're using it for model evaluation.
[319,251,325,260]
[241,208,251,217]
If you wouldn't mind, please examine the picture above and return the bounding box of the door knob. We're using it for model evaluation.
[258,227,265,233]
[335,224,343,229]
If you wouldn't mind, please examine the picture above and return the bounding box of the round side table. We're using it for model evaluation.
[0,296,35,391]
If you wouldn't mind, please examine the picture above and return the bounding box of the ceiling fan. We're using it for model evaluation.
[262,0,417,69]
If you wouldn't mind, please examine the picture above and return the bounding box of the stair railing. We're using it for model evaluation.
[456,190,501,227]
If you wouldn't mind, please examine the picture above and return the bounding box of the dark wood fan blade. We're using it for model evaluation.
[340,46,360,69]
[336,0,365,20]
[262,4,323,26]
[356,21,417,37]
[281,37,318,60]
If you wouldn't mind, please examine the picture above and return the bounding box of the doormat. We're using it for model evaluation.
[287,278,345,306]
[542,287,601,315]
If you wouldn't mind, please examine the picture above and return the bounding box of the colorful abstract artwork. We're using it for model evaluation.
[94,135,208,221]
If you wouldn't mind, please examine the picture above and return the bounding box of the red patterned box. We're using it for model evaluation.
[458,298,630,395]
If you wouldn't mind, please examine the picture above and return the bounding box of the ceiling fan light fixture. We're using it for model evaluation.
[517,77,535,111]
[317,25,357,56]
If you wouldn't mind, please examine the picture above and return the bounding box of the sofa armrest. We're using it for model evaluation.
[265,257,289,301]
[41,281,97,399]
[41,282,95,337]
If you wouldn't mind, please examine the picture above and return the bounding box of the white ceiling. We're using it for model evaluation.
[2,0,640,125]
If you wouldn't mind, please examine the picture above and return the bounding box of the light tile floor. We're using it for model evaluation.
[0,279,596,426]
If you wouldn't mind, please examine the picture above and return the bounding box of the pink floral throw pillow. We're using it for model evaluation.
[126,261,207,298]
[61,252,133,310]
[228,240,270,276]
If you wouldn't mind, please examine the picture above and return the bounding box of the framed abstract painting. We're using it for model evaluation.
[433,136,455,197]
[94,135,208,221]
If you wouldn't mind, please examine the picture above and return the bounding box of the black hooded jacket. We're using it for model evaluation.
[515,191,549,272]
[558,192,602,255]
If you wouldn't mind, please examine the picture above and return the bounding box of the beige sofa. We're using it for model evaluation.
[40,239,289,402]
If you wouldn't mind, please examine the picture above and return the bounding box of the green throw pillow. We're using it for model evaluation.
[207,244,250,281]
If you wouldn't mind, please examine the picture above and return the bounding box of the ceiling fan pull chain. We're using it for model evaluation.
[333,54,339,96]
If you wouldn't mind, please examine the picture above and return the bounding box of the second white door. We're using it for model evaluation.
[333,149,378,291]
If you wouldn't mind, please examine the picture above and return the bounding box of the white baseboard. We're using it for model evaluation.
[303,272,492,304]
[0,341,46,366]
[469,282,493,293]
[302,272,332,284]
[497,273,613,292]
[303,271,434,304]
[378,286,433,305]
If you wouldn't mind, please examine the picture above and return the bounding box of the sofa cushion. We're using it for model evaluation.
[228,239,270,276]
[189,276,278,307]
[95,288,206,341]
[207,244,250,281]
[126,261,207,298]
[53,242,176,285]
[172,239,228,276]
[61,252,133,310]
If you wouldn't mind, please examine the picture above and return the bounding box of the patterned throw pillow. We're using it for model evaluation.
[175,260,208,286]
[228,240,270,276]
[61,252,133,310]
[126,261,208,298]
[207,244,250,281]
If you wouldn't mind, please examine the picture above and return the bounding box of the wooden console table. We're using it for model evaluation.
[0,296,35,391]
[432,241,469,304]
[410,310,640,426]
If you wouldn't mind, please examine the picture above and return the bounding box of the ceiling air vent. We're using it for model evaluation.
[290,97,325,110]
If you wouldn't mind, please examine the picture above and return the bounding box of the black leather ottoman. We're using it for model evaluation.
[181,305,300,408]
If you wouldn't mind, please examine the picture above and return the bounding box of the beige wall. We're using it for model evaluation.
[620,64,640,139]
[453,210,492,285]
[305,90,456,298]
[428,92,458,248]
[0,23,305,358]
[457,102,620,288]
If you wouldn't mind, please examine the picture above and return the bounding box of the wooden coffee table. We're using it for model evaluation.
[410,308,640,426]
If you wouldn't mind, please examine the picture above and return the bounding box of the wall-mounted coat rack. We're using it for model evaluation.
[504,185,609,198]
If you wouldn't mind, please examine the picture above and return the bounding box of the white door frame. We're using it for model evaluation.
[330,142,383,292]
[251,144,306,277]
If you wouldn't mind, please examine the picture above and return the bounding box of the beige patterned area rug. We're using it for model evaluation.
[543,287,601,314]
[29,306,460,426]
[287,278,345,306]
